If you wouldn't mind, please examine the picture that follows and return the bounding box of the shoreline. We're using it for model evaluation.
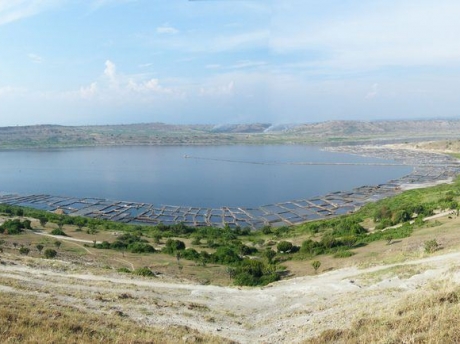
[1,145,459,229]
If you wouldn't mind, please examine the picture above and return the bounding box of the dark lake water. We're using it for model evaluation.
[0,145,411,207]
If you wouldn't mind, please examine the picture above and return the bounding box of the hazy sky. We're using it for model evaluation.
[1,0,460,126]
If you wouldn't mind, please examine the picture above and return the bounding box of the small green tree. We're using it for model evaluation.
[311,260,321,273]
[51,228,67,236]
[38,216,48,228]
[386,235,393,245]
[153,233,162,244]
[277,241,293,253]
[54,240,62,250]
[133,267,155,277]
[19,247,30,255]
[44,248,57,259]
[424,239,439,254]
[264,249,276,264]
[36,244,44,253]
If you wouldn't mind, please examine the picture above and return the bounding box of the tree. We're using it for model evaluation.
[153,233,162,244]
[386,235,393,245]
[311,260,321,273]
[264,249,276,264]
[342,236,357,248]
[74,218,85,231]
[262,226,272,235]
[424,239,439,254]
[54,240,62,250]
[19,247,30,255]
[23,219,32,229]
[38,216,48,228]
[44,249,57,259]
[36,244,44,253]
[277,241,293,253]
[51,228,67,236]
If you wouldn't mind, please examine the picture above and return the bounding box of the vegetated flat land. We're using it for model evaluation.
[3,119,460,148]
[3,208,460,343]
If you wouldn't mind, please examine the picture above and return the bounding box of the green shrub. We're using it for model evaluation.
[19,247,30,255]
[311,260,321,273]
[0,219,26,235]
[333,250,355,258]
[127,242,155,253]
[133,267,155,277]
[51,228,67,236]
[277,241,293,253]
[43,249,57,259]
[424,239,439,253]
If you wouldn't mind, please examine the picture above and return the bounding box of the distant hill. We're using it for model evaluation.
[0,119,460,148]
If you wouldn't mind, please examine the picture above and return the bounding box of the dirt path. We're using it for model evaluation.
[31,230,102,244]
[2,250,460,343]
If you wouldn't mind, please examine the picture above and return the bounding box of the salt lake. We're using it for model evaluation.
[0,145,412,208]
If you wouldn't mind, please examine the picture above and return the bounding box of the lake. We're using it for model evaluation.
[0,145,412,208]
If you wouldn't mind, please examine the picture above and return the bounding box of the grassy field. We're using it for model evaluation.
[3,178,460,342]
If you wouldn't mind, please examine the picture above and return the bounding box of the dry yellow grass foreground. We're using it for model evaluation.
[3,247,460,343]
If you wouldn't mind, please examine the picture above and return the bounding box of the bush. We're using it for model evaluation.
[162,239,186,254]
[181,248,200,260]
[127,242,155,253]
[133,267,155,277]
[50,228,67,236]
[311,260,321,273]
[333,250,355,258]
[211,246,241,264]
[233,259,279,286]
[43,249,57,259]
[0,219,26,235]
[424,239,439,254]
[277,241,293,253]
[36,244,44,253]
[19,247,30,255]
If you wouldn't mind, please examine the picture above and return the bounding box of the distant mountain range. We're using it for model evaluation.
[1,119,459,148]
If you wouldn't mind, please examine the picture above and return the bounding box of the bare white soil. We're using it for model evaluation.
[2,249,460,343]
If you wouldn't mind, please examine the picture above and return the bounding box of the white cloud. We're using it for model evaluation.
[28,53,43,63]
[200,81,234,96]
[139,62,154,68]
[0,85,25,96]
[104,60,117,86]
[127,78,172,94]
[270,1,460,71]
[365,83,379,99]
[79,82,98,99]
[156,25,179,35]
[229,60,267,70]
[0,0,61,25]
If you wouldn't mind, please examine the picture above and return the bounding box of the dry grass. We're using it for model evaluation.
[0,292,231,344]
[306,284,460,344]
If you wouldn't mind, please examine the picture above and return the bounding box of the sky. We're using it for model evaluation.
[1,0,460,126]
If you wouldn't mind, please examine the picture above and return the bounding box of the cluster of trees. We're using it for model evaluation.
[0,219,31,234]
[95,233,155,253]
[94,228,278,286]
